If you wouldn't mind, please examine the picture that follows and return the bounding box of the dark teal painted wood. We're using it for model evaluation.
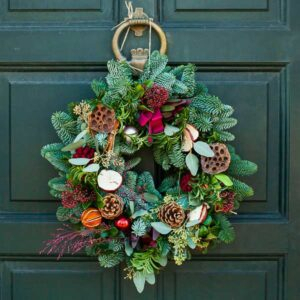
[0,0,299,299]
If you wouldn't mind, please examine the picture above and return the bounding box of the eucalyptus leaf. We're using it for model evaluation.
[185,152,199,176]
[193,141,215,157]
[133,272,146,293]
[164,124,180,136]
[125,239,133,256]
[186,219,200,228]
[161,105,175,112]
[157,255,168,267]
[151,222,172,235]
[83,163,100,173]
[68,158,90,166]
[129,201,135,215]
[143,193,159,203]
[203,215,212,226]
[177,196,189,209]
[62,139,85,152]
[187,237,196,249]
[132,209,148,219]
[145,273,156,285]
[215,174,233,186]
[74,129,88,143]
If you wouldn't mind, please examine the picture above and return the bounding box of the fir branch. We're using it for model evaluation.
[98,251,124,268]
[51,111,77,145]
[228,160,258,177]
[168,142,186,168]
[231,178,254,198]
[215,214,235,244]
[132,219,147,237]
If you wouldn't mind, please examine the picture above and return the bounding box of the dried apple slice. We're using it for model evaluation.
[181,129,193,152]
[97,169,123,192]
[186,124,199,142]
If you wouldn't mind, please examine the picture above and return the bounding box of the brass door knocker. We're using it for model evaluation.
[112,5,167,72]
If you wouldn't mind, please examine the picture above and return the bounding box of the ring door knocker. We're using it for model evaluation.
[112,7,167,72]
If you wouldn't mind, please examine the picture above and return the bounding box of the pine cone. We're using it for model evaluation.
[201,143,231,174]
[217,190,235,213]
[100,194,124,220]
[88,104,115,133]
[158,202,186,228]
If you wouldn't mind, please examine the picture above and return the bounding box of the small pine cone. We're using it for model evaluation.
[217,190,235,213]
[158,202,186,228]
[201,143,231,174]
[100,194,124,220]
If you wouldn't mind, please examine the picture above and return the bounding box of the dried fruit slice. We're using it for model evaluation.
[181,129,193,152]
[97,170,123,192]
[186,124,199,142]
[189,203,209,224]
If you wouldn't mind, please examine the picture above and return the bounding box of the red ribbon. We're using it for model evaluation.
[138,109,164,136]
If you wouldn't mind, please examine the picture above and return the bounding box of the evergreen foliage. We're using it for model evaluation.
[51,112,77,145]
[48,176,67,192]
[108,240,124,252]
[231,178,254,198]
[98,251,124,268]
[168,143,185,168]
[215,214,235,244]
[158,176,178,193]
[124,171,138,190]
[91,79,107,98]
[132,219,147,237]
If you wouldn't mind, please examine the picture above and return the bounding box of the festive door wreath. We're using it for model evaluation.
[41,51,257,293]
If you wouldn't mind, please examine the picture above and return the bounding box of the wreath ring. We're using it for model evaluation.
[41,48,257,293]
[112,17,167,69]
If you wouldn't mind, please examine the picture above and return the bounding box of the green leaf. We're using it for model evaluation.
[186,219,200,228]
[56,206,71,221]
[177,196,189,209]
[185,152,199,176]
[73,129,88,143]
[61,139,85,152]
[143,193,159,203]
[187,237,196,249]
[203,215,212,226]
[164,124,180,136]
[82,201,92,210]
[161,105,175,112]
[145,273,156,285]
[215,174,233,186]
[132,209,148,219]
[68,158,90,166]
[133,272,146,293]
[193,141,214,157]
[129,201,135,215]
[157,255,168,267]
[125,240,133,256]
[83,163,100,173]
[151,222,172,235]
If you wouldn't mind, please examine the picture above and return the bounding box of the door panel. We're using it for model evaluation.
[0,0,299,299]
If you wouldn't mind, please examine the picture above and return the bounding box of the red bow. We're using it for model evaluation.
[138,109,164,137]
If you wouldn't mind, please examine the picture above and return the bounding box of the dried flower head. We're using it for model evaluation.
[142,84,169,109]
[61,181,97,208]
[73,100,91,121]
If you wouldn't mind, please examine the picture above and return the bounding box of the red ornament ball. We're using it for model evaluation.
[143,83,169,109]
[114,217,131,231]
[180,173,193,192]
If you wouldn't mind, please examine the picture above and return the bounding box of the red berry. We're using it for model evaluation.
[180,173,193,192]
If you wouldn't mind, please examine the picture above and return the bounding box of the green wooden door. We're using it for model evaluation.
[0,0,299,299]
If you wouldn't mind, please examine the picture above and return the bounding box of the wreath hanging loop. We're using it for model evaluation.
[112,3,167,72]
